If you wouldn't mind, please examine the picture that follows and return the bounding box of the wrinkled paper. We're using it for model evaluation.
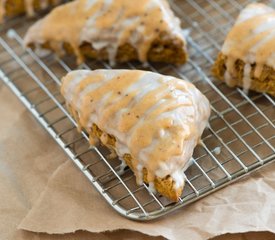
[1,81,275,240]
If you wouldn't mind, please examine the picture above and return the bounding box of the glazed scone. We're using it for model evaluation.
[0,0,62,23]
[61,70,210,201]
[212,3,275,96]
[24,0,188,65]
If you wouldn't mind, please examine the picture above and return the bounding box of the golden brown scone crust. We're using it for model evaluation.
[212,53,275,96]
[3,0,59,18]
[69,105,182,202]
[28,32,188,65]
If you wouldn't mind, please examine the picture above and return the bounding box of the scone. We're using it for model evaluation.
[24,0,188,65]
[61,69,210,201]
[0,0,62,23]
[212,3,275,96]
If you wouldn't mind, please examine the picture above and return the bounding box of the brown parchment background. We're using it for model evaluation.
[1,74,275,240]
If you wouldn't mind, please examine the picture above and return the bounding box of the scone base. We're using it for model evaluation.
[212,53,275,96]
[68,104,183,201]
[4,0,57,18]
[28,35,188,65]
[89,124,183,202]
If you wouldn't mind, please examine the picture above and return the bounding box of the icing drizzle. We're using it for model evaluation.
[222,3,275,92]
[24,0,186,64]
[61,69,210,189]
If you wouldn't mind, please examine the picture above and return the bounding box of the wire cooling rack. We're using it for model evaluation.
[0,0,274,220]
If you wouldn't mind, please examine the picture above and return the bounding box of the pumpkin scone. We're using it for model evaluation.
[24,0,188,65]
[212,3,275,96]
[61,69,210,201]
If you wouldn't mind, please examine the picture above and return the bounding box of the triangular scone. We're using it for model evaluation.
[0,0,62,23]
[213,3,275,96]
[24,0,188,65]
[61,69,210,201]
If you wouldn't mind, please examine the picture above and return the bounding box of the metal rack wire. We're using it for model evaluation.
[0,0,274,220]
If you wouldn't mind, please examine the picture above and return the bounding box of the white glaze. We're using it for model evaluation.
[24,0,186,64]
[61,69,211,190]
[221,3,275,92]
[213,146,221,155]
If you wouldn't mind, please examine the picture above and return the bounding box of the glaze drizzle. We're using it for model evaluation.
[61,69,210,189]
[222,3,275,92]
[24,0,186,64]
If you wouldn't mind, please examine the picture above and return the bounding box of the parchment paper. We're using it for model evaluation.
[1,80,275,240]
[18,159,275,240]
